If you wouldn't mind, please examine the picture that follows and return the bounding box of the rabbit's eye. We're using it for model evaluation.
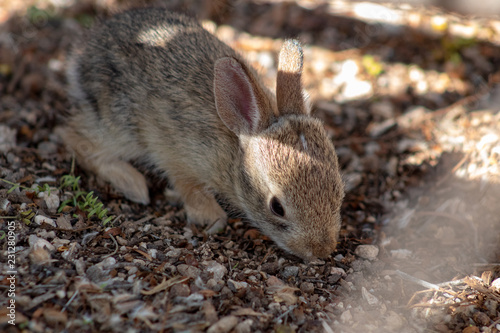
[270,197,285,218]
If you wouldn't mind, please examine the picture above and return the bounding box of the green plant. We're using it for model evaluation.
[439,36,477,64]
[0,209,35,225]
[58,175,114,225]
[0,178,51,196]
[362,55,384,77]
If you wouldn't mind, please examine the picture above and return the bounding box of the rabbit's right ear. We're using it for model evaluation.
[214,57,271,135]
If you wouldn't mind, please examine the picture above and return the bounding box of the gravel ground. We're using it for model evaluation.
[0,1,499,332]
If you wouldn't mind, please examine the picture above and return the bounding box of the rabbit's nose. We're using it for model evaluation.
[311,233,338,258]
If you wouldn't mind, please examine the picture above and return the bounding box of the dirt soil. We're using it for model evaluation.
[1,1,500,332]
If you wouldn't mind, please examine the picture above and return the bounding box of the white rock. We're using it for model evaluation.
[361,287,379,306]
[34,215,57,228]
[409,66,425,82]
[330,267,347,277]
[449,23,478,39]
[28,234,55,252]
[207,315,238,333]
[341,80,373,101]
[491,278,500,291]
[205,260,227,282]
[97,257,116,268]
[354,245,379,260]
[38,191,60,213]
[334,60,359,84]
[166,248,182,258]
[234,319,253,333]
[0,198,10,211]
[390,249,412,259]
[227,279,248,293]
[340,309,353,324]
[353,3,404,25]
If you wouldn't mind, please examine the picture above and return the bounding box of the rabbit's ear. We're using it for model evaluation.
[276,40,308,115]
[214,57,270,135]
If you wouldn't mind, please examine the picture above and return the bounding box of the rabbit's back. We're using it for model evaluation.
[73,9,240,126]
[68,8,242,173]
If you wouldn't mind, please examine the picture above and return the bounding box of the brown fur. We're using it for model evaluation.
[57,8,345,260]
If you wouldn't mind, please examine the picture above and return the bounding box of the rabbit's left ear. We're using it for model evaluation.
[214,57,273,135]
[276,39,308,116]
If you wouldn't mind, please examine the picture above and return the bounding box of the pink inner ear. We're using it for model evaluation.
[215,57,260,134]
[228,69,256,127]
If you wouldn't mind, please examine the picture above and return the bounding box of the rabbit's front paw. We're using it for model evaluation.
[183,192,227,233]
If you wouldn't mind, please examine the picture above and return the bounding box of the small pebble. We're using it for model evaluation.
[205,260,227,281]
[281,266,299,279]
[227,279,248,293]
[340,309,353,324]
[0,198,10,211]
[355,245,379,260]
[300,282,315,294]
[341,79,373,101]
[234,319,254,333]
[207,315,238,333]
[34,215,57,228]
[330,267,347,277]
[177,264,201,279]
[169,283,190,298]
[38,191,60,214]
[361,287,379,306]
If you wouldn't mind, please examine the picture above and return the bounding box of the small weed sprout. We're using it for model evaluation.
[0,178,51,196]
[58,175,114,225]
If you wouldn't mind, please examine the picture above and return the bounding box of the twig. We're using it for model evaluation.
[62,289,79,313]
[260,247,274,265]
[396,270,440,290]
[434,152,471,187]
[436,278,466,287]
[103,233,119,259]
[276,305,297,323]
[133,215,154,225]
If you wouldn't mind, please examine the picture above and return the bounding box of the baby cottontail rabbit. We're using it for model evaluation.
[58,8,344,260]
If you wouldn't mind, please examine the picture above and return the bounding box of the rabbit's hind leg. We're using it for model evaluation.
[56,124,150,205]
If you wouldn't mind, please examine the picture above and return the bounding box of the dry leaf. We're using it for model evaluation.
[129,247,153,261]
[141,276,190,295]
[273,287,299,305]
[231,307,271,317]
